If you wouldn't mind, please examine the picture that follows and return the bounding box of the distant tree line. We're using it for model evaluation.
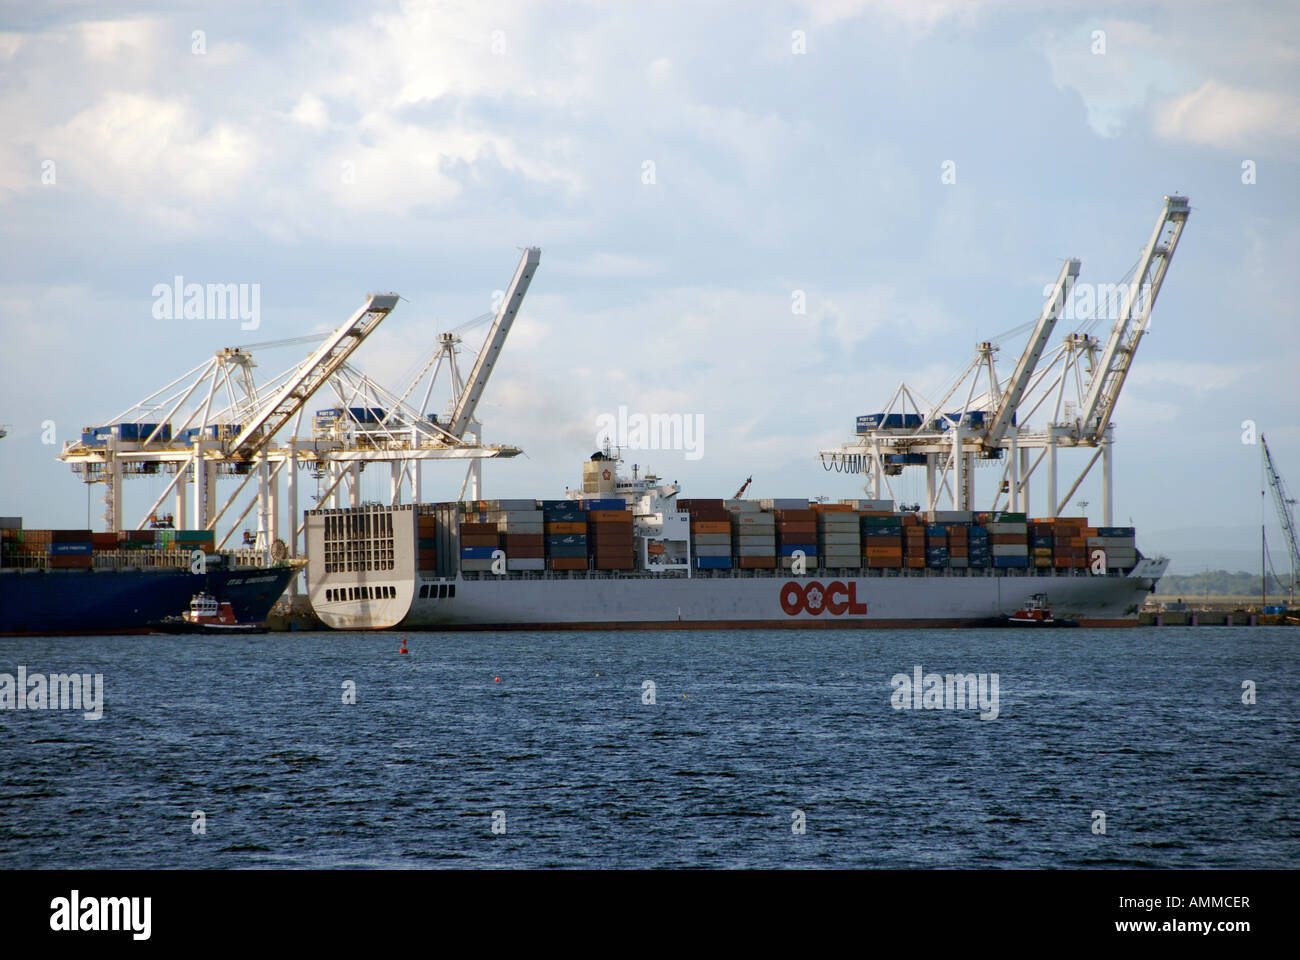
[1155,570,1294,596]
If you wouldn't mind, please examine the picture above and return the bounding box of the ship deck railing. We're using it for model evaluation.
[0,547,279,572]
[452,565,1138,582]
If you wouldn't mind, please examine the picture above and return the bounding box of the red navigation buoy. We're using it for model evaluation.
[399,636,408,654]
[494,676,501,683]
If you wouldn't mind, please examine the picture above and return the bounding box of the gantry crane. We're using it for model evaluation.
[57,248,541,565]
[819,196,1190,524]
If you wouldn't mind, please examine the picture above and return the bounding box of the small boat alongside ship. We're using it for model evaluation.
[148,592,270,634]
[968,594,1080,628]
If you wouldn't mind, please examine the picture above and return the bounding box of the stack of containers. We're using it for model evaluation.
[417,511,438,571]
[967,524,990,568]
[541,500,588,571]
[815,504,861,570]
[173,530,216,554]
[459,517,499,573]
[0,518,19,567]
[50,530,93,569]
[588,504,634,570]
[924,523,950,568]
[861,514,903,569]
[117,530,155,551]
[728,501,776,569]
[903,514,926,568]
[1047,517,1088,569]
[493,502,544,572]
[1091,526,1137,569]
[947,523,969,568]
[1030,521,1054,570]
[775,507,818,570]
[987,512,1029,568]
[681,499,731,570]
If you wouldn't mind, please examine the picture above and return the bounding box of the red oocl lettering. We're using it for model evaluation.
[779,580,867,616]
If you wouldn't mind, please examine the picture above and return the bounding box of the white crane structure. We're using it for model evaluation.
[820,195,1190,524]
[1261,434,1299,600]
[56,246,541,569]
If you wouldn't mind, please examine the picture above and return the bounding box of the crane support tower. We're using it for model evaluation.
[1262,434,1299,599]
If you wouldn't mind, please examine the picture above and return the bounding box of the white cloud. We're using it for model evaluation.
[1154,79,1300,149]
[290,94,329,130]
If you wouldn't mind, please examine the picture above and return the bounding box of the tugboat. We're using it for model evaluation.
[149,592,270,634]
[1000,593,1078,628]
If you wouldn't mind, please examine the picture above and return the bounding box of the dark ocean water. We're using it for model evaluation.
[1,627,1296,869]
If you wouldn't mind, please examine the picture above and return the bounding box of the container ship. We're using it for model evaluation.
[0,520,296,635]
[305,452,1167,630]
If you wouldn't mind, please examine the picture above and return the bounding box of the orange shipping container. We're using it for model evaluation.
[548,557,588,571]
[691,521,731,534]
[460,535,499,547]
[864,546,903,558]
[545,521,587,534]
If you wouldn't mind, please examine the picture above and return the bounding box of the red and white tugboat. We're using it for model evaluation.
[1001,593,1078,628]
[149,592,270,634]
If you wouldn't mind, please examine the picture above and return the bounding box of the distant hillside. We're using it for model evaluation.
[1155,570,1294,597]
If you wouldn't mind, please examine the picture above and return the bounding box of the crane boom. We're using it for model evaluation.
[447,247,541,438]
[1262,434,1300,593]
[1078,195,1189,440]
[231,292,399,459]
[985,258,1080,445]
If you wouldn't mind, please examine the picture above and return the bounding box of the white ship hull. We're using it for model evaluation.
[312,558,1166,631]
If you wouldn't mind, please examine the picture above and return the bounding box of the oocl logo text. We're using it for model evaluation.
[780,580,867,616]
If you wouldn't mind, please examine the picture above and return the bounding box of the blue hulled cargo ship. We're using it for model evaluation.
[1,519,296,635]
[0,562,296,635]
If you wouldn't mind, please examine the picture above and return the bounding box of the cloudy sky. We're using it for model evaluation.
[1,0,1297,573]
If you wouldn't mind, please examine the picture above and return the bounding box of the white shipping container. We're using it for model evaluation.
[840,499,895,512]
[691,533,731,546]
[506,557,545,571]
[693,544,731,557]
[819,532,860,546]
[988,523,1029,534]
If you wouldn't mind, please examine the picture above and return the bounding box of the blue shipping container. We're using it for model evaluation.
[779,543,817,557]
[546,544,588,558]
[459,546,499,560]
[50,542,93,555]
[694,557,732,570]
